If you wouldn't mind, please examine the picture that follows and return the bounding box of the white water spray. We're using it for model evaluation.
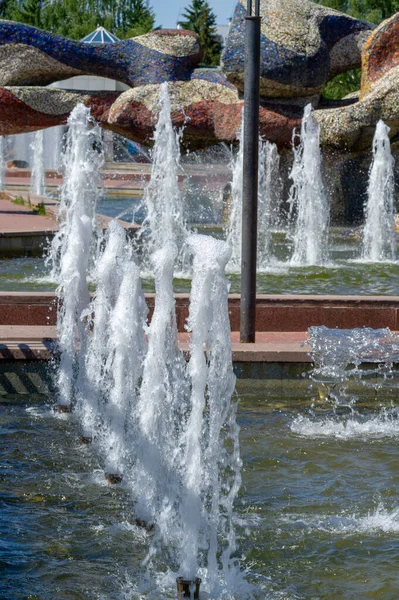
[77,220,131,439]
[30,130,46,196]
[133,240,189,528]
[225,121,244,270]
[362,120,396,262]
[0,136,6,189]
[289,104,329,266]
[103,251,147,476]
[139,83,188,268]
[258,140,281,269]
[291,326,399,438]
[180,234,242,596]
[226,116,281,272]
[52,99,248,598]
[52,104,103,407]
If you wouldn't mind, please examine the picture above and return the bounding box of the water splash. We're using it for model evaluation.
[180,234,243,597]
[308,326,399,402]
[225,121,244,271]
[132,240,189,528]
[291,326,399,438]
[257,141,282,270]
[226,116,281,272]
[138,82,188,271]
[30,130,45,196]
[288,104,329,266]
[52,104,104,407]
[0,136,6,189]
[281,503,399,534]
[48,104,103,283]
[77,220,133,442]
[291,409,399,439]
[51,102,249,597]
[362,120,396,262]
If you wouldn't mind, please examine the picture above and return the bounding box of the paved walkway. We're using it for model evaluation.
[0,325,310,362]
[0,193,58,234]
[4,164,230,196]
[0,191,137,236]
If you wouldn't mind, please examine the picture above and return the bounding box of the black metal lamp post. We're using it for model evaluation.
[240,0,261,343]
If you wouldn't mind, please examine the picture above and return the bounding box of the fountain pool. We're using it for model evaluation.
[2,234,399,295]
[2,388,399,600]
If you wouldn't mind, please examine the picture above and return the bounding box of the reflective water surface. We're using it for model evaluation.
[2,389,399,599]
[1,252,399,295]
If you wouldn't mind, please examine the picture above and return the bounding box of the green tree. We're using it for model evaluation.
[178,0,222,66]
[7,0,155,40]
[0,0,20,19]
[315,0,399,24]
[113,0,155,38]
[14,0,45,28]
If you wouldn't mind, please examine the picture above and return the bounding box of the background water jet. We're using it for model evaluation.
[51,103,103,407]
[30,129,45,196]
[138,82,188,273]
[226,117,282,272]
[362,119,396,262]
[288,104,330,267]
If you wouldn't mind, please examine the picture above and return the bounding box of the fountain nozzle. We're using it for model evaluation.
[104,473,123,484]
[57,404,72,413]
[176,577,201,599]
[79,435,93,445]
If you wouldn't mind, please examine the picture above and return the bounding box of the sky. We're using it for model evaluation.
[151,0,236,29]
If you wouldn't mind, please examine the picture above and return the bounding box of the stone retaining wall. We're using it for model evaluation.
[1,292,398,331]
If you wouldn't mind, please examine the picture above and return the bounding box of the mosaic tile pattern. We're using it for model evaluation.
[314,65,399,151]
[0,87,69,134]
[0,21,201,87]
[0,79,303,150]
[310,11,399,152]
[0,87,118,135]
[0,6,397,154]
[0,43,83,86]
[361,13,399,97]
[221,0,373,98]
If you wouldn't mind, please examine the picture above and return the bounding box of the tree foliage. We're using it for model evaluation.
[178,0,222,66]
[316,0,399,21]
[0,0,156,40]
[315,0,399,98]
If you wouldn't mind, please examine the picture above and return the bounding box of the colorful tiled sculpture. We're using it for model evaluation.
[0,1,398,152]
[222,0,372,99]
[314,12,399,151]
[0,21,201,87]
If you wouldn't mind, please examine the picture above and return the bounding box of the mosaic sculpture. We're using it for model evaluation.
[0,0,398,152]
[222,0,372,99]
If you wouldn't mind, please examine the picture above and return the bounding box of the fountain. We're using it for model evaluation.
[288,104,330,267]
[52,103,104,409]
[0,135,5,189]
[0,135,7,189]
[226,117,281,272]
[48,94,248,598]
[138,82,189,272]
[257,140,282,270]
[30,129,45,196]
[291,325,399,438]
[362,119,396,262]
